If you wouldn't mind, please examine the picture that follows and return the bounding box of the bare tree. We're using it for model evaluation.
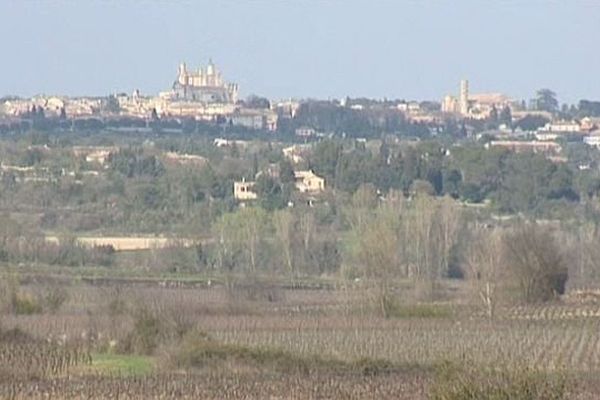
[466,227,503,319]
[503,224,568,303]
[566,224,600,287]
[438,196,462,279]
[213,212,240,272]
[412,194,436,279]
[298,210,315,263]
[237,207,270,273]
[346,183,378,232]
[344,192,463,312]
[354,205,403,318]
[411,194,462,298]
[273,209,296,279]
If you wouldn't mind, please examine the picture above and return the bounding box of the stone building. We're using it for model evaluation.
[294,170,325,193]
[168,60,239,104]
[234,178,258,201]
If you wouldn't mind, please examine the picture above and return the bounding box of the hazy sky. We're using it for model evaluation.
[1,1,598,104]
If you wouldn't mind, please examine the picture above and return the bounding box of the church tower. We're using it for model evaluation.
[459,79,469,115]
[178,63,188,85]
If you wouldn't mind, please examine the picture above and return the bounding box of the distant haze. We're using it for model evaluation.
[1,1,598,104]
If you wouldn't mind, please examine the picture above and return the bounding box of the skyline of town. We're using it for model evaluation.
[1,2,598,103]
[0,57,593,117]
[3,58,584,134]
[0,56,596,107]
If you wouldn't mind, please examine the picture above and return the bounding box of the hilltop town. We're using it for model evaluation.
[1,60,277,132]
[2,60,599,153]
[1,59,600,213]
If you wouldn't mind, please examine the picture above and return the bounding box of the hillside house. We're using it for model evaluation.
[282,144,310,164]
[72,146,118,165]
[234,178,258,200]
[486,140,562,155]
[163,152,208,167]
[539,120,582,134]
[294,170,325,193]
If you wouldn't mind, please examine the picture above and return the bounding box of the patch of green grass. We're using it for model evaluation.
[90,353,154,376]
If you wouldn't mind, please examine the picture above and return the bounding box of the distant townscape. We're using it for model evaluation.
[1,60,277,131]
[2,60,600,155]
[2,59,600,212]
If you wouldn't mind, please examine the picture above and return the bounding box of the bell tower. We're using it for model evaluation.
[459,79,469,115]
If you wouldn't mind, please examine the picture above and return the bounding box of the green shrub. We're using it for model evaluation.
[0,277,42,315]
[429,361,569,400]
[173,331,304,371]
[103,286,128,318]
[89,244,116,267]
[13,294,43,315]
[172,331,413,376]
[107,297,127,316]
[119,307,162,355]
[43,286,69,314]
[503,224,568,304]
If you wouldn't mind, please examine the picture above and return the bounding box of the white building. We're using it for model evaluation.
[295,127,316,137]
[282,144,311,164]
[539,120,581,133]
[584,132,600,148]
[233,179,257,201]
[294,170,325,193]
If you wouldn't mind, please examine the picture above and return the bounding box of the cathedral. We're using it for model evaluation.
[171,60,239,104]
